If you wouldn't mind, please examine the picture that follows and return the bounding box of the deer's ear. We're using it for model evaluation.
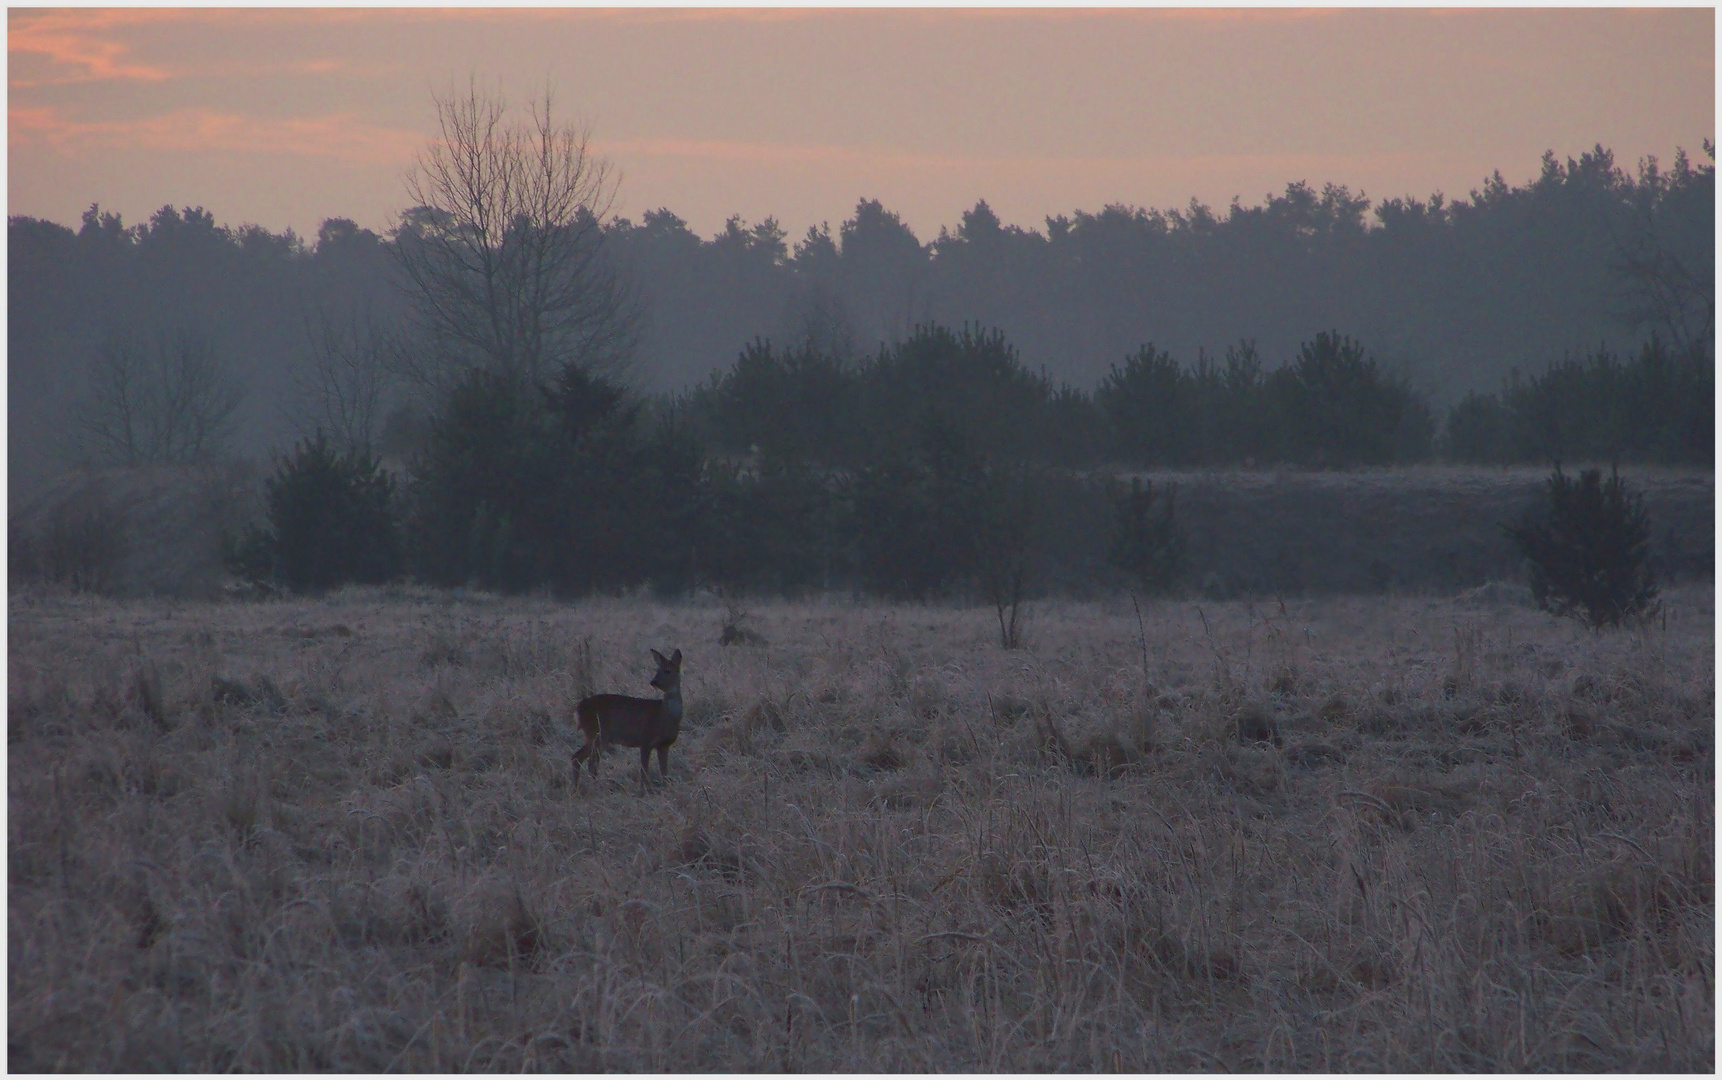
[670,649,682,666]
[651,649,667,665]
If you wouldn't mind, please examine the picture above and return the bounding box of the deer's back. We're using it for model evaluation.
[576,693,678,747]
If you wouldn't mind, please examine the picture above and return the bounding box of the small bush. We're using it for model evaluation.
[975,463,1042,649]
[233,432,399,592]
[1505,464,1659,629]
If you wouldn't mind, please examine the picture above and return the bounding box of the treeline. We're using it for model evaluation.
[239,357,1086,602]
[610,144,1714,396]
[9,142,1713,496]
[674,325,1096,467]
[1446,338,1713,466]
[233,320,1710,608]
[9,209,398,492]
[12,95,1713,604]
[674,324,1710,469]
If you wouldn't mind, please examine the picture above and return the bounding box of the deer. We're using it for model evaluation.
[571,648,683,792]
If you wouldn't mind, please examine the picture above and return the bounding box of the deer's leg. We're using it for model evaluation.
[657,745,670,783]
[639,746,654,792]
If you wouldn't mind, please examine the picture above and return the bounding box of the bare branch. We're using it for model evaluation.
[291,305,391,455]
[75,326,245,466]
[393,79,637,388]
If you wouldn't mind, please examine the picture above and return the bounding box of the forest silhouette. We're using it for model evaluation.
[8,141,1712,494]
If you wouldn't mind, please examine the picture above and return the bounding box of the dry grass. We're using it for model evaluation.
[8,582,1713,1070]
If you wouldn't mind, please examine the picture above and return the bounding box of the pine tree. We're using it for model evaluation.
[1505,465,1659,629]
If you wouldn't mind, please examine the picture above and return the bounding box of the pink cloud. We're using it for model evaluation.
[8,9,178,83]
[11,103,423,165]
[7,8,393,86]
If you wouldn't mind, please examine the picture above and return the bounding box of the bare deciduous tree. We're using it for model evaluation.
[394,80,636,389]
[1615,245,1714,353]
[290,305,390,455]
[75,326,245,466]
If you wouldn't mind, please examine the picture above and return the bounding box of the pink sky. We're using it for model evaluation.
[8,8,1714,242]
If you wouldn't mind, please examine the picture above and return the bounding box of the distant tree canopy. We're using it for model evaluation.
[214,309,1707,599]
[1445,337,1713,466]
[16,99,1711,606]
[607,144,1715,397]
[1093,332,1434,468]
[9,203,401,492]
[13,140,1712,492]
[679,326,1440,469]
[682,325,1096,468]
